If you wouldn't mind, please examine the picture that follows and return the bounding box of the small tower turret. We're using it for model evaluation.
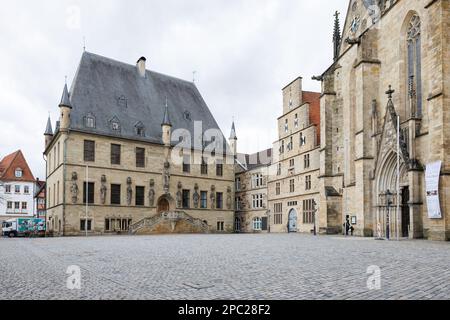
[229,121,238,156]
[59,83,72,132]
[161,98,172,147]
[44,115,53,149]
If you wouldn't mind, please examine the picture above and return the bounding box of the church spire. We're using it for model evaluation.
[229,121,237,140]
[333,11,341,61]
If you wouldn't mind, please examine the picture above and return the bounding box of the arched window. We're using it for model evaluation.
[407,14,422,117]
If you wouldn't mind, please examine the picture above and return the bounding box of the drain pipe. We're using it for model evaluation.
[62,131,70,236]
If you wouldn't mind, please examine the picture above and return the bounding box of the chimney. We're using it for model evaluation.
[137,57,147,78]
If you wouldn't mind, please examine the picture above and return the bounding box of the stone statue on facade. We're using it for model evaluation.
[148,179,155,207]
[126,177,133,206]
[176,182,183,208]
[70,172,78,204]
[100,175,107,205]
[193,184,200,209]
[163,161,171,194]
[210,185,216,210]
[226,186,232,210]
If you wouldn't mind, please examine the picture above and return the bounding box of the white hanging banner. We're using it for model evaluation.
[425,161,442,219]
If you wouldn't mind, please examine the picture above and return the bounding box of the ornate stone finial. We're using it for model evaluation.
[386,85,395,99]
[333,11,342,61]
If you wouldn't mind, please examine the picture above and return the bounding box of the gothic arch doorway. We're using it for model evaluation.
[375,151,409,239]
[288,209,298,233]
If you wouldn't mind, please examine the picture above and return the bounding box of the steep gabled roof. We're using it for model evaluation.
[236,148,273,172]
[68,52,227,149]
[0,150,35,182]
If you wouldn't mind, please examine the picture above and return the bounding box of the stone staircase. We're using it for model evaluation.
[129,211,210,235]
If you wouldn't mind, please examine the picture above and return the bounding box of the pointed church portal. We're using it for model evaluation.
[373,87,419,240]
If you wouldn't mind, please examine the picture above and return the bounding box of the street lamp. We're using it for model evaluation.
[386,189,393,240]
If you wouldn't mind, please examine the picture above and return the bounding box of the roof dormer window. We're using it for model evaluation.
[135,122,145,137]
[110,116,121,133]
[84,113,96,129]
[15,168,23,178]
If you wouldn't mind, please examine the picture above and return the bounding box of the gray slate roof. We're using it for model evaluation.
[68,52,226,146]
[236,148,273,172]
[44,116,53,135]
[59,84,72,108]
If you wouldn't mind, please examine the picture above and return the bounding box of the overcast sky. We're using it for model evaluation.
[0,0,349,180]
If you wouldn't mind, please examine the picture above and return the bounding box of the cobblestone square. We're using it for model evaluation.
[0,234,449,300]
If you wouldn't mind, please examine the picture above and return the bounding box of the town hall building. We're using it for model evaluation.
[44,52,236,236]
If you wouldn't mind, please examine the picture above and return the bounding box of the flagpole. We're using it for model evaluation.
[86,165,88,237]
[397,116,400,241]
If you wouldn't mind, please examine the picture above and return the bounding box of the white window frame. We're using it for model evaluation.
[253,217,262,231]
[252,194,263,209]
[252,174,263,188]
[15,168,23,178]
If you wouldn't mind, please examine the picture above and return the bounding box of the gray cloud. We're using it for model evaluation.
[0,0,348,179]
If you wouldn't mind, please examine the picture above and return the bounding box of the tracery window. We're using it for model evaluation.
[407,15,422,117]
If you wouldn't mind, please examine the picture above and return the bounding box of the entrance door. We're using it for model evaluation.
[261,217,268,231]
[288,209,298,233]
[402,187,410,238]
[234,217,241,233]
[157,198,170,213]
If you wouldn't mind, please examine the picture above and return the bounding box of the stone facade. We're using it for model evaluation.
[317,0,450,241]
[268,78,321,234]
[235,150,272,233]
[44,54,235,236]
